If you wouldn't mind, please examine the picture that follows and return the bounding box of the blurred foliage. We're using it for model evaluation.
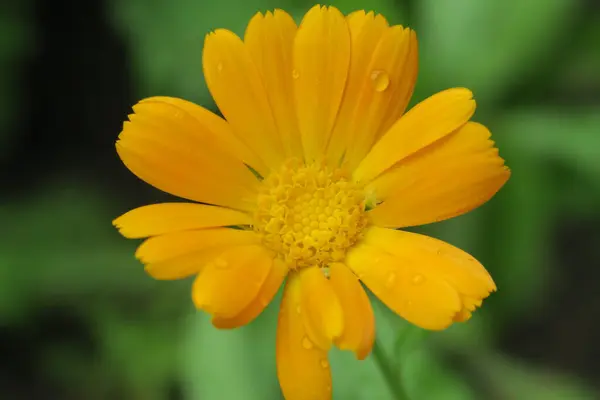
[1,0,600,399]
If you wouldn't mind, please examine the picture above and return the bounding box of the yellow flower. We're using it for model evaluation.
[114,5,510,400]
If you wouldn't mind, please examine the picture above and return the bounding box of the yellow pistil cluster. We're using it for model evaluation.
[254,159,368,270]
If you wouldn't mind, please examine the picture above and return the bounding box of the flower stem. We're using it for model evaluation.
[372,338,411,400]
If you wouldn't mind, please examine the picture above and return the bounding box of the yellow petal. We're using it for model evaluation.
[453,294,484,322]
[298,267,344,350]
[376,29,418,140]
[363,227,496,297]
[325,10,389,165]
[329,263,375,360]
[192,245,273,318]
[294,5,350,162]
[212,258,287,329]
[116,100,259,210]
[142,96,268,176]
[346,243,461,331]
[203,29,284,171]
[368,122,510,227]
[137,229,259,280]
[276,272,332,400]
[113,203,252,239]
[353,88,476,184]
[328,16,417,170]
[244,10,302,159]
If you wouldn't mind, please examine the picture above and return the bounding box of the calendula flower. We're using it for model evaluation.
[114,5,510,400]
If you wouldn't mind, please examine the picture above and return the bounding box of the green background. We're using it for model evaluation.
[1,0,599,398]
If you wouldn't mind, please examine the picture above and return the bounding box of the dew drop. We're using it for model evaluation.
[292,69,300,79]
[216,62,223,73]
[214,258,228,269]
[412,274,425,285]
[370,70,390,92]
[302,336,313,349]
[385,272,397,288]
[296,305,301,314]
[320,359,329,369]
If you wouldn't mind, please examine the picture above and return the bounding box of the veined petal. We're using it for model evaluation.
[368,122,510,227]
[294,5,350,162]
[117,100,259,211]
[298,266,344,350]
[346,244,461,331]
[137,229,259,280]
[325,10,389,165]
[142,96,268,176]
[276,272,332,400]
[329,263,375,359]
[245,10,302,159]
[113,203,252,239]
[363,227,496,296]
[346,226,496,330]
[203,29,284,171]
[192,245,273,318]
[212,258,287,329]
[353,88,476,184]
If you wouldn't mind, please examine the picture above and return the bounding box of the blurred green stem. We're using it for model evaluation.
[372,338,410,400]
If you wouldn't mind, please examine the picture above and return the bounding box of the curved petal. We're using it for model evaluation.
[212,258,287,329]
[203,29,284,172]
[142,96,268,175]
[368,122,510,227]
[329,263,375,360]
[192,245,273,318]
[276,272,332,400]
[113,203,252,239]
[325,11,389,165]
[294,5,351,162]
[137,229,259,280]
[353,88,476,184]
[244,10,302,159]
[346,226,496,330]
[116,100,259,210]
[298,267,343,350]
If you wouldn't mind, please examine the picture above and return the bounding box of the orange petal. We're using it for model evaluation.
[137,229,259,280]
[141,96,268,176]
[276,272,333,400]
[353,88,476,184]
[329,263,375,359]
[346,226,496,330]
[203,29,284,172]
[346,246,460,331]
[325,10,389,165]
[294,5,350,162]
[192,245,273,318]
[113,203,252,239]
[244,10,302,159]
[298,267,344,350]
[116,99,259,210]
[368,122,510,227]
[212,258,287,329]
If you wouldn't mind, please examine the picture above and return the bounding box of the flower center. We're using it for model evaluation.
[253,159,368,270]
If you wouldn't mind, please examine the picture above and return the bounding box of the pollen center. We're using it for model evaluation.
[254,159,368,270]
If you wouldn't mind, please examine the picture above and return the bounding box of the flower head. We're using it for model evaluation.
[114,5,510,400]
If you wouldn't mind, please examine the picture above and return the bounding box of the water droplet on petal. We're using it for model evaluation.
[296,305,301,314]
[302,336,313,349]
[292,69,300,79]
[216,62,223,73]
[385,272,396,288]
[320,359,329,369]
[214,258,228,269]
[370,70,390,92]
[412,274,425,285]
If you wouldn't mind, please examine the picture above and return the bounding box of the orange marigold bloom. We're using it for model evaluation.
[114,5,510,400]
